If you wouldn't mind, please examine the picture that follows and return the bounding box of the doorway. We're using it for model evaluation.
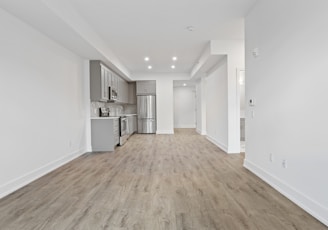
[173,81,196,129]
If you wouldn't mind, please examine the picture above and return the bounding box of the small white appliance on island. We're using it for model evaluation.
[99,107,110,117]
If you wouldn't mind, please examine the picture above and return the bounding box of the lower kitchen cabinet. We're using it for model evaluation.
[132,115,137,133]
[91,117,119,151]
[127,115,137,135]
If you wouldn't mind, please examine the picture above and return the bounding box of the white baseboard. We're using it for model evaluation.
[227,145,241,154]
[86,146,92,152]
[196,129,206,135]
[174,124,196,128]
[244,159,328,227]
[206,135,240,154]
[206,135,228,153]
[0,148,86,199]
[156,130,174,134]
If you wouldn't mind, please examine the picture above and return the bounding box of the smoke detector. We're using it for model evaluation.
[186,26,195,32]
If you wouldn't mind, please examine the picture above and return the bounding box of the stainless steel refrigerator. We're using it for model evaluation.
[137,95,156,133]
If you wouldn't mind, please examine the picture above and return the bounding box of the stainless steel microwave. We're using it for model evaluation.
[109,86,117,102]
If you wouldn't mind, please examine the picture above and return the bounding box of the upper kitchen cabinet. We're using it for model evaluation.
[136,80,156,95]
[111,72,118,91]
[117,77,129,103]
[90,60,132,104]
[128,82,137,104]
[90,60,112,102]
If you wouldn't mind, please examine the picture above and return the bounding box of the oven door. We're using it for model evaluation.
[119,116,128,146]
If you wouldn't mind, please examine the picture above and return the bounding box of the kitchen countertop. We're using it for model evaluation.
[91,116,120,120]
[90,114,137,120]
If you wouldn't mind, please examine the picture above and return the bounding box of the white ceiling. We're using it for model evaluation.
[0,0,257,76]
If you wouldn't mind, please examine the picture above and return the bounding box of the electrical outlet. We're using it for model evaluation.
[252,48,260,58]
[282,159,287,168]
[269,153,274,162]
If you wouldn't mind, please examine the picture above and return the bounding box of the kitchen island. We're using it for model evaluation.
[91,117,120,151]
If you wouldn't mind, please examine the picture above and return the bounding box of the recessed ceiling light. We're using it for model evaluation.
[144,57,150,61]
[172,56,177,61]
[183,83,187,86]
[147,65,152,69]
[171,65,176,69]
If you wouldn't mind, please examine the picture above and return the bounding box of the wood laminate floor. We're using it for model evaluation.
[0,129,326,230]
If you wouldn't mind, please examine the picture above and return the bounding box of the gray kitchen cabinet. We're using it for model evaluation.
[116,77,121,102]
[136,80,156,95]
[123,80,129,103]
[113,118,120,145]
[128,82,137,104]
[90,60,112,102]
[126,116,131,135]
[117,77,129,103]
[111,72,118,91]
[90,60,131,103]
[126,115,137,135]
[103,67,111,98]
[132,115,137,133]
[91,118,119,151]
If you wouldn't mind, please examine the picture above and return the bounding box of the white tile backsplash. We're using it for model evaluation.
[90,101,129,117]
[124,104,137,114]
[90,101,105,117]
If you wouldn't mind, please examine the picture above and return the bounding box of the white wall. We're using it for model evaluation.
[205,59,229,151]
[41,0,131,80]
[195,78,205,134]
[195,81,202,133]
[210,40,245,153]
[195,41,245,153]
[173,86,196,128]
[156,78,174,134]
[238,70,246,118]
[196,77,207,135]
[132,73,189,134]
[244,0,328,225]
[0,9,88,198]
